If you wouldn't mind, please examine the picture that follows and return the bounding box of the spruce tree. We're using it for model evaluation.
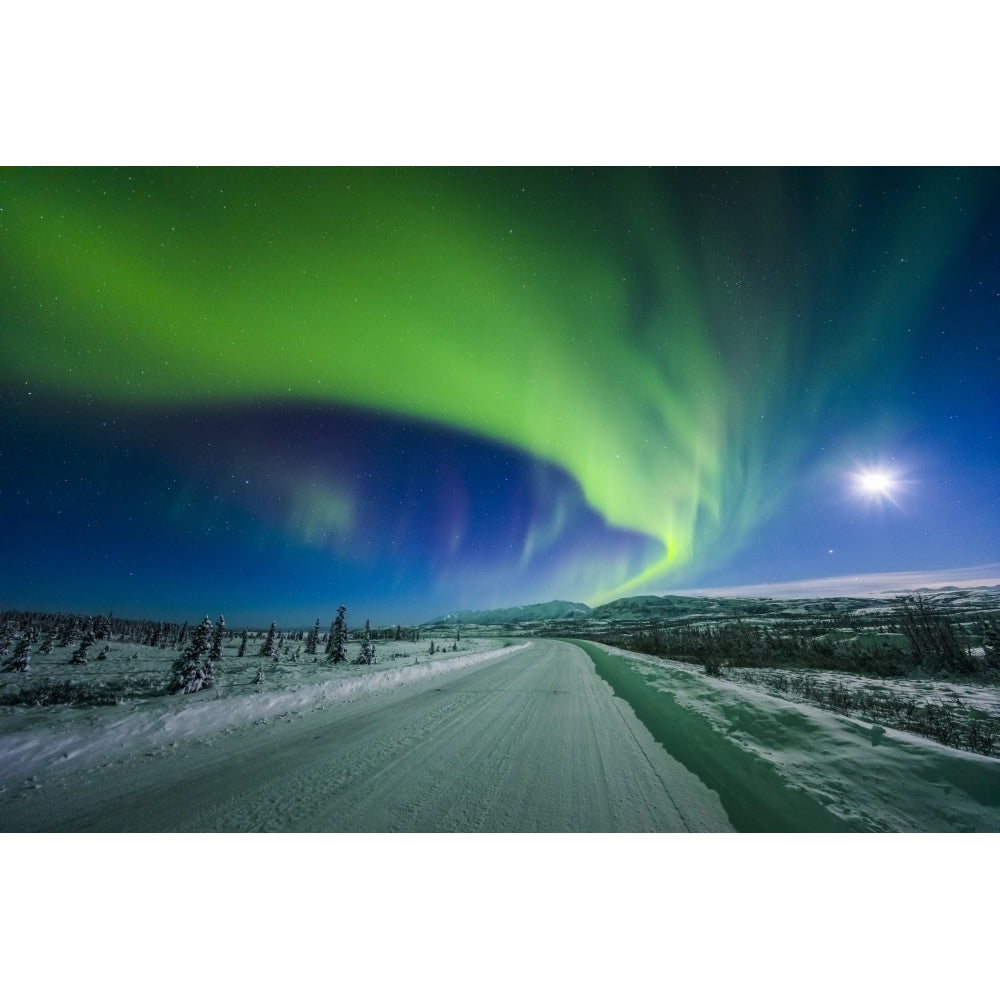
[55,618,75,647]
[329,606,348,663]
[237,630,248,657]
[172,615,215,693]
[94,612,113,642]
[6,635,30,672]
[306,619,320,656]
[358,619,375,665]
[209,615,226,661]
[71,629,94,665]
[260,621,277,658]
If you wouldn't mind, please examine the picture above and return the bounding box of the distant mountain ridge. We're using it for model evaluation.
[424,585,1000,627]
[424,600,591,626]
[423,594,783,626]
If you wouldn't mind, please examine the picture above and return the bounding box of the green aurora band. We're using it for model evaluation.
[2,168,989,602]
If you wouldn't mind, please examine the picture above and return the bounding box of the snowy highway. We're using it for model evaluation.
[2,639,734,832]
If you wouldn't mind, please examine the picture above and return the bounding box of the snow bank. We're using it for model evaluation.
[584,641,1000,832]
[0,643,529,787]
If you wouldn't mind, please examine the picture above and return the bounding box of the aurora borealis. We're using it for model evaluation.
[2,167,998,624]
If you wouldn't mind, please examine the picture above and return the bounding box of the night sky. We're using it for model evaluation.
[2,167,998,626]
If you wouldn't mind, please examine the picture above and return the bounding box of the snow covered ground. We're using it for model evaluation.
[2,639,732,831]
[3,633,998,831]
[0,634,521,789]
[583,641,1000,832]
[709,657,1000,741]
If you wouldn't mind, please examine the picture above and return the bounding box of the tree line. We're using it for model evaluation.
[560,595,999,679]
[1,605,428,696]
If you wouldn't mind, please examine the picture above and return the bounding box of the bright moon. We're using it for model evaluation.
[859,471,893,495]
[850,464,906,505]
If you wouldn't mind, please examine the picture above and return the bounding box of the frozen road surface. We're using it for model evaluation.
[2,640,734,832]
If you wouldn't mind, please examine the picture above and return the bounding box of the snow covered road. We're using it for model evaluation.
[1,639,733,832]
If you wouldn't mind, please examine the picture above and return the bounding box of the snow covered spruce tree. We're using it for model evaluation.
[260,621,277,658]
[357,619,375,665]
[209,615,226,661]
[94,612,113,642]
[6,635,31,672]
[70,629,94,665]
[306,619,320,656]
[329,606,348,664]
[171,615,215,694]
[55,618,75,647]
[237,630,248,657]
